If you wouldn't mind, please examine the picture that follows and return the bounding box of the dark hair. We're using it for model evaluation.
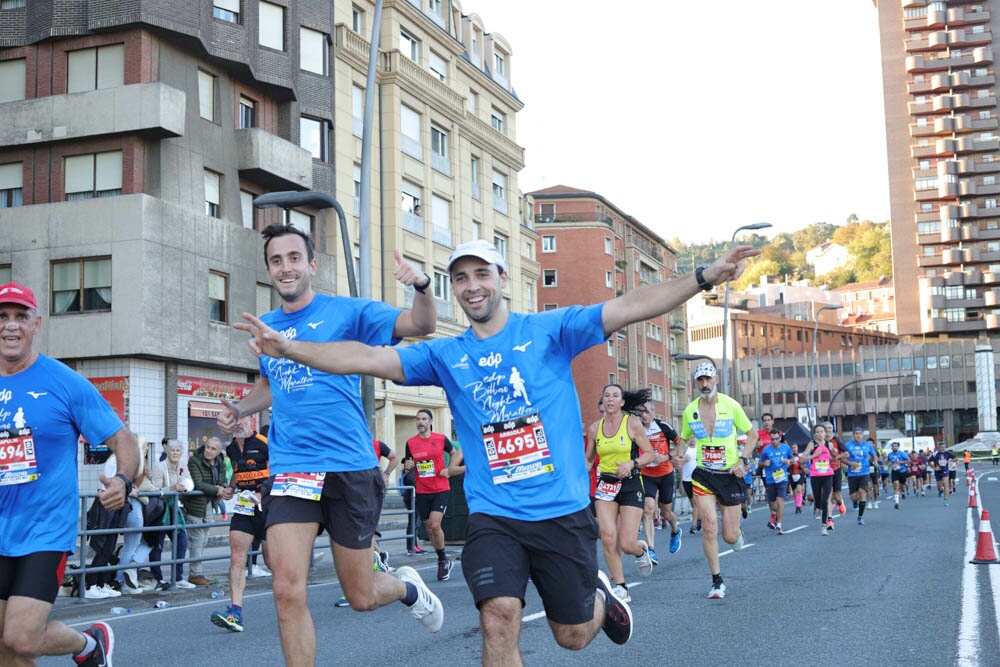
[762,412,773,420]
[416,408,433,421]
[602,385,651,417]
[262,223,315,265]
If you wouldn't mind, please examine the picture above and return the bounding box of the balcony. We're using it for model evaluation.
[235,129,312,190]
[403,290,453,320]
[402,210,424,236]
[0,82,184,149]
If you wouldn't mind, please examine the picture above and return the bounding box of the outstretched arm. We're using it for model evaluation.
[391,249,437,337]
[601,244,759,336]
[235,313,407,382]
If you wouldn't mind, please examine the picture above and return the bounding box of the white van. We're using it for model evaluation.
[884,436,935,453]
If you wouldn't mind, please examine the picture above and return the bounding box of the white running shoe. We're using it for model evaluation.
[396,566,444,633]
[733,530,745,552]
[708,582,726,599]
[821,526,829,536]
[612,584,631,603]
[174,579,196,589]
[635,540,653,577]
[101,585,122,598]
[251,564,272,578]
[85,585,110,599]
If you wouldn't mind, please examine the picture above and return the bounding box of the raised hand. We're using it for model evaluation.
[235,312,293,359]
[703,244,762,286]
[393,249,429,288]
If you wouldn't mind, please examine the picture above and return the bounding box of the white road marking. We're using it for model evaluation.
[957,508,981,666]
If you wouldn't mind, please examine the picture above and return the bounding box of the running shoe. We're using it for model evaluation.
[84,585,110,599]
[688,525,697,535]
[75,622,114,667]
[396,566,443,633]
[707,582,726,599]
[436,558,453,581]
[767,520,776,530]
[611,584,631,603]
[733,530,744,552]
[857,517,864,526]
[821,526,828,536]
[852,500,859,510]
[596,570,632,645]
[894,501,900,510]
[412,545,425,554]
[174,579,196,589]
[944,500,949,507]
[826,519,835,531]
[775,526,784,536]
[635,541,653,577]
[837,503,846,515]
[669,528,682,554]
[251,564,271,578]
[741,506,748,519]
[647,546,659,566]
[795,507,802,514]
[696,520,702,531]
[210,605,244,632]
[334,595,350,608]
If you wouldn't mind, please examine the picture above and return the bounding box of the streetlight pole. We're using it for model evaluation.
[720,222,772,395]
[810,303,842,426]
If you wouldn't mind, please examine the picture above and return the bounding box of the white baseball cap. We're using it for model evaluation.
[447,239,508,273]
[693,362,717,379]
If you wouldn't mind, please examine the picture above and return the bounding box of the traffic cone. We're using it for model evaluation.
[971,509,999,564]
[969,482,979,509]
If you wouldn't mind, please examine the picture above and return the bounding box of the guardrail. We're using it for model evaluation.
[67,485,416,600]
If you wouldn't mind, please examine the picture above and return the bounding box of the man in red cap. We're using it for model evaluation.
[0,282,138,666]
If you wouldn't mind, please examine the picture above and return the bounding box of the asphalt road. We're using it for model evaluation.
[40,467,1000,666]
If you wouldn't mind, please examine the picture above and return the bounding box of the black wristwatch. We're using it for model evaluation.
[740,457,751,466]
[695,264,712,291]
[413,272,432,294]
[114,473,134,495]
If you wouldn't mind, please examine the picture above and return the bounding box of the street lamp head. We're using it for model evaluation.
[253,190,340,211]
[743,222,773,232]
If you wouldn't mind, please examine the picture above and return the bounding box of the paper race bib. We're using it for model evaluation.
[595,478,622,502]
[771,468,786,482]
[701,446,726,470]
[234,490,257,516]
[416,460,436,478]
[481,412,555,485]
[815,459,830,473]
[0,428,39,486]
[270,472,326,501]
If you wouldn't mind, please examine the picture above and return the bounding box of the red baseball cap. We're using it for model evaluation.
[0,282,38,309]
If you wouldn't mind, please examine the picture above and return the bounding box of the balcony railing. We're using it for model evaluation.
[402,210,424,236]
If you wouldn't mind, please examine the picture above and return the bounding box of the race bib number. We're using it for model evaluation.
[815,459,830,473]
[481,413,555,485]
[771,468,786,482]
[234,491,257,516]
[416,460,436,478]
[270,472,325,501]
[791,473,802,483]
[948,460,957,471]
[0,428,39,486]
[701,446,726,470]
[595,478,622,502]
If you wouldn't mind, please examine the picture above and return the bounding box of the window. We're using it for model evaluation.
[472,221,482,240]
[402,181,423,235]
[1,0,26,7]
[607,341,615,357]
[538,203,555,222]
[490,107,505,134]
[198,70,216,121]
[429,51,447,83]
[300,116,327,160]
[431,194,451,246]
[401,104,421,159]
[285,210,312,235]
[606,271,613,288]
[525,280,535,312]
[352,86,364,137]
[255,282,273,316]
[0,266,9,284]
[493,234,508,264]
[65,151,122,200]
[494,52,506,77]
[240,190,255,229]
[238,96,256,129]
[0,58,25,103]
[492,170,507,213]
[428,0,443,19]
[467,89,478,113]
[542,236,556,253]
[470,156,480,200]
[51,258,111,313]
[431,125,450,175]
[543,269,557,287]
[300,27,328,75]
[213,0,239,22]
[204,170,221,217]
[604,237,612,254]
[352,6,365,33]
[0,163,22,208]
[433,269,450,301]
[209,271,229,323]
[400,30,419,62]
[67,44,124,93]
[259,1,285,50]
[353,164,362,216]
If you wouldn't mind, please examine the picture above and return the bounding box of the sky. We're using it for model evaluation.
[464,0,890,244]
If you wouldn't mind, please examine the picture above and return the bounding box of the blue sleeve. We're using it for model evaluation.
[533,304,607,357]
[354,299,404,347]
[397,340,443,387]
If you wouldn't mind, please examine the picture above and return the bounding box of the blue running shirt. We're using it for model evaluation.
[759,443,793,485]
[845,440,878,477]
[397,305,606,521]
[259,294,401,474]
[0,355,124,555]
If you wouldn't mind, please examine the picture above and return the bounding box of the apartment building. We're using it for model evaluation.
[876,1,1000,335]
[528,185,686,426]
[0,0,531,479]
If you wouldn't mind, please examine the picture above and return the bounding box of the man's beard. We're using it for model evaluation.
[699,385,717,400]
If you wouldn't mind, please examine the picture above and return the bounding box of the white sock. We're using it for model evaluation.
[75,633,96,658]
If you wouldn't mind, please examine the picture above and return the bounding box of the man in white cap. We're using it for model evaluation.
[680,361,757,600]
[233,238,759,662]
[0,282,138,666]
